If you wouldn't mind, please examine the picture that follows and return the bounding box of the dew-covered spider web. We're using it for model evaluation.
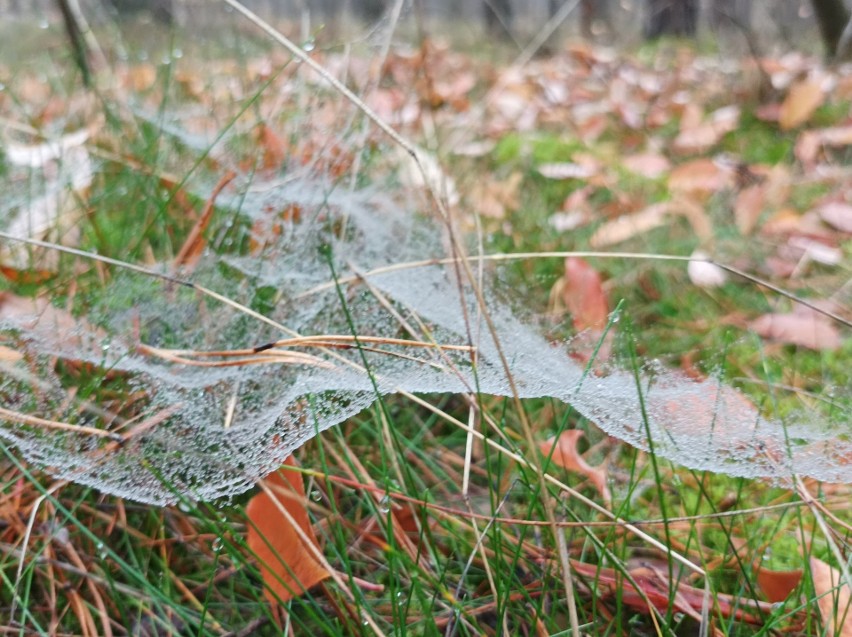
[1,56,850,505]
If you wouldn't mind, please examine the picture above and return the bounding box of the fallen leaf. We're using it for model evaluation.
[669,158,732,196]
[554,257,613,363]
[734,183,766,235]
[538,162,596,180]
[571,560,773,624]
[549,210,588,232]
[622,152,671,179]
[787,236,843,266]
[0,345,23,363]
[127,63,157,92]
[561,257,609,331]
[246,457,330,606]
[255,124,287,172]
[819,202,852,233]
[795,126,852,165]
[540,430,610,504]
[590,202,670,248]
[810,557,852,637]
[756,566,803,603]
[779,79,825,130]
[173,171,236,271]
[469,172,522,219]
[750,312,841,351]
[5,129,90,168]
[673,105,740,154]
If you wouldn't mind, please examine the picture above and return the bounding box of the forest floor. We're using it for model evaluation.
[0,9,851,636]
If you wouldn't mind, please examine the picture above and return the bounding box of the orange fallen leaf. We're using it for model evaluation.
[469,172,522,219]
[172,171,236,270]
[562,257,609,332]
[540,430,610,504]
[0,265,55,285]
[755,566,803,603]
[256,123,288,172]
[810,557,852,637]
[779,79,825,131]
[246,457,330,606]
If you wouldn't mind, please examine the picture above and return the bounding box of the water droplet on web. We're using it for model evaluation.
[310,489,322,502]
[302,38,315,52]
[178,500,194,513]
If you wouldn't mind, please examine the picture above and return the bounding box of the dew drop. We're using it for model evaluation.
[310,488,322,502]
[302,38,316,52]
[379,494,390,514]
[39,19,49,29]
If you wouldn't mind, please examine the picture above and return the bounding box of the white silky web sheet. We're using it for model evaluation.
[0,173,849,505]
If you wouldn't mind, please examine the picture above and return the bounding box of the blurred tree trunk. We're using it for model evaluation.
[708,0,751,30]
[483,0,513,38]
[580,0,612,37]
[810,0,852,59]
[644,0,698,38]
[356,0,386,22]
[107,0,173,23]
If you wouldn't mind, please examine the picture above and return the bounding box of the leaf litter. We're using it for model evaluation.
[0,30,850,511]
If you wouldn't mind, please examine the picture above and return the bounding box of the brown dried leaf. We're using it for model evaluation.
[669,158,731,196]
[539,430,610,504]
[469,172,522,219]
[589,202,669,248]
[734,183,767,235]
[779,79,825,130]
[173,171,236,270]
[750,312,841,351]
[795,126,852,165]
[0,345,23,363]
[673,105,740,154]
[810,558,852,637]
[246,457,330,606]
